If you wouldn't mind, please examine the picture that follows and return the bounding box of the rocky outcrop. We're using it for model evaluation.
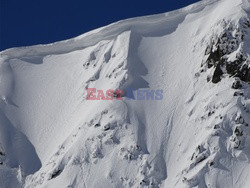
[204,19,250,83]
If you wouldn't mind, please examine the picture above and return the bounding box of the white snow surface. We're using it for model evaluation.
[1,0,250,187]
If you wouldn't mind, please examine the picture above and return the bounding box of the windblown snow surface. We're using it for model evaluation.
[1,0,250,187]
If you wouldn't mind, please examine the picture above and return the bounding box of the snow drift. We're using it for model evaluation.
[0,0,250,187]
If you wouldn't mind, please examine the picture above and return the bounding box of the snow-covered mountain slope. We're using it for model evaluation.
[1,0,250,187]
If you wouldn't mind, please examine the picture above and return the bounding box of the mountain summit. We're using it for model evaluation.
[1,0,250,187]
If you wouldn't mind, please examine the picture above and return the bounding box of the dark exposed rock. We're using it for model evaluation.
[209,161,214,167]
[240,64,250,82]
[205,22,250,84]
[196,155,206,164]
[208,110,215,117]
[206,47,223,69]
[104,124,110,131]
[94,123,101,127]
[212,64,224,83]
[234,127,243,136]
[235,115,245,124]
[232,80,242,89]
[233,91,244,96]
[214,124,220,129]
[50,169,62,179]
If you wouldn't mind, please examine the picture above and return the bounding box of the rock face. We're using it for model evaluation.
[204,19,250,83]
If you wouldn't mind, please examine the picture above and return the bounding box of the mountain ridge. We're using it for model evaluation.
[0,0,229,58]
[1,0,250,187]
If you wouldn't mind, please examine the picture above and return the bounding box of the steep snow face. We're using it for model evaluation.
[1,0,250,187]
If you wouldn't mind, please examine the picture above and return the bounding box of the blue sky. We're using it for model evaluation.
[0,0,201,51]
